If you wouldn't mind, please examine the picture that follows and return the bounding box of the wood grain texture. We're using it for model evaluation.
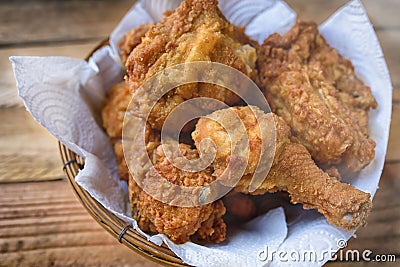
[0,0,133,46]
[286,0,400,28]
[387,98,400,162]
[0,181,162,267]
[0,0,399,266]
[0,165,399,266]
[0,107,63,182]
[0,0,131,108]
[376,31,400,86]
[1,0,399,107]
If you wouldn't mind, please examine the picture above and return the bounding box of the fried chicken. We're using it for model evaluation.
[118,23,154,64]
[103,83,160,181]
[257,21,376,173]
[193,106,371,230]
[133,143,226,244]
[102,1,375,244]
[223,192,257,222]
[125,0,258,131]
[102,81,131,139]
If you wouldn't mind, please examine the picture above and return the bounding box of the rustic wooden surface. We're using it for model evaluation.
[0,0,398,266]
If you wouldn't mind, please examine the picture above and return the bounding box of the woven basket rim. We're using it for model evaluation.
[59,39,188,266]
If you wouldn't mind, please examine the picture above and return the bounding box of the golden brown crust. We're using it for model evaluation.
[118,23,154,64]
[125,0,258,131]
[101,82,131,139]
[133,143,226,244]
[193,106,276,176]
[102,5,375,243]
[194,106,371,230]
[257,21,376,173]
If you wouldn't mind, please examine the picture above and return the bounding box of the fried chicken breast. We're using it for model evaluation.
[125,0,258,131]
[257,21,376,173]
[118,23,154,64]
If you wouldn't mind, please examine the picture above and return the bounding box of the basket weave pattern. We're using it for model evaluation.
[59,40,187,266]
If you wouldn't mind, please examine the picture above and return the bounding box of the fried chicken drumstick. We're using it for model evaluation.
[193,106,371,230]
[257,21,377,173]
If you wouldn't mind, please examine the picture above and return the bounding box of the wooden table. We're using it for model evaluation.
[0,1,398,266]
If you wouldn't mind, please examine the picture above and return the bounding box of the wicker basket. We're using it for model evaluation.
[59,40,188,266]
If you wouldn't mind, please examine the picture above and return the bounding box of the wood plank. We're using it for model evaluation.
[2,1,399,108]
[387,98,400,162]
[0,221,101,239]
[2,2,398,108]
[0,180,161,267]
[376,30,400,86]
[362,0,400,29]
[285,0,348,23]
[325,163,400,266]
[1,162,399,266]
[0,107,63,182]
[0,0,397,47]
[0,0,133,46]
[336,163,400,253]
[0,42,99,107]
[286,0,400,28]
[0,245,161,267]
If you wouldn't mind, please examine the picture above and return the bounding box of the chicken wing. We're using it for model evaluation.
[193,106,371,230]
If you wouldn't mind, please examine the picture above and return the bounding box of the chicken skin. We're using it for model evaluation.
[257,21,376,173]
[193,106,371,230]
[125,0,258,131]
[133,143,226,244]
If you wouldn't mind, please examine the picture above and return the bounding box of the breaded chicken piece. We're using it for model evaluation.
[223,192,257,222]
[103,21,152,139]
[192,105,276,179]
[118,23,154,64]
[193,106,371,230]
[125,0,258,131]
[102,82,131,139]
[257,21,376,173]
[133,143,226,244]
[268,65,375,172]
[103,80,161,182]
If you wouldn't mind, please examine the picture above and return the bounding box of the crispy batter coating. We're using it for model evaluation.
[257,21,376,173]
[194,106,371,230]
[102,22,153,139]
[102,79,162,181]
[102,81,131,139]
[192,105,275,177]
[118,23,153,64]
[133,144,226,244]
[125,0,257,131]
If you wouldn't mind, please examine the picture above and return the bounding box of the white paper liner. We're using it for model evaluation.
[10,0,392,266]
